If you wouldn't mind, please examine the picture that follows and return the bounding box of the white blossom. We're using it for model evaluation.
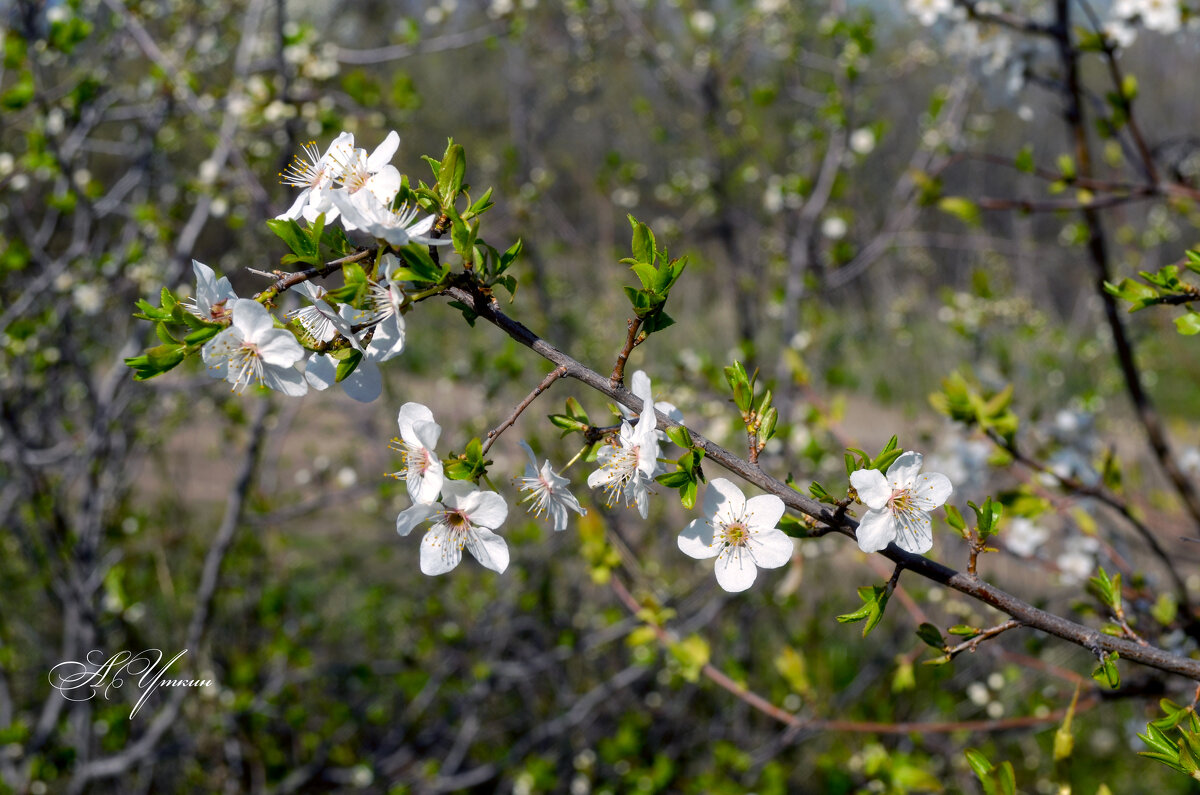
[335,131,403,230]
[516,441,586,531]
[849,451,953,554]
[907,0,952,26]
[1004,517,1048,558]
[201,299,307,396]
[184,260,237,322]
[677,478,793,592]
[288,280,361,349]
[587,394,660,518]
[390,402,444,504]
[304,350,382,403]
[330,190,453,249]
[358,254,407,362]
[395,480,510,575]
[849,128,876,156]
[277,133,354,223]
[1056,535,1100,585]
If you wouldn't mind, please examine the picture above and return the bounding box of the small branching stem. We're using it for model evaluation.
[610,317,644,388]
[480,366,567,455]
[945,619,1023,659]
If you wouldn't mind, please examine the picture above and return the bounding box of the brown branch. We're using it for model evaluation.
[480,365,568,455]
[1051,0,1200,538]
[611,574,1094,736]
[988,429,1192,615]
[609,316,645,388]
[440,282,1200,681]
[943,619,1024,659]
[253,248,374,304]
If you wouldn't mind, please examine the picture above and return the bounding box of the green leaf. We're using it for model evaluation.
[915,622,945,649]
[124,344,187,380]
[945,504,966,532]
[437,140,465,203]
[937,196,982,227]
[1175,312,1200,336]
[1091,651,1121,689]
[836,584,890,637]
[629,214,656,265]
[964,748,995,782]
[668,634,710,682]
[334,349,362,382]
[665,426,692,449]
[1015,145,1035,173]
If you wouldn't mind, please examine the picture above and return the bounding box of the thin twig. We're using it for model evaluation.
[609,317,645,388]
[480,365,568,455]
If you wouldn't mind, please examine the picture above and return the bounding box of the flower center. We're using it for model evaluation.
[888,488,914,514]
[229,341,263,393]
[721,520,749,547]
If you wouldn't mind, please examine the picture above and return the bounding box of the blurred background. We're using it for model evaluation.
[4,0,1200,792]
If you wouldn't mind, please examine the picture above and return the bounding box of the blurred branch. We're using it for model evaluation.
[73,399,271,785]
[1050,0,1200,539]
[334,23,507,64]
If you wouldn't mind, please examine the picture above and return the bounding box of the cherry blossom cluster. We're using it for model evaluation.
[187,255,411,403]
[177,133,967,593]
[278,131,451,248]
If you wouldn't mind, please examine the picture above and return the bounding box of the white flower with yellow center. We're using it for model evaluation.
[201,299,307,396]
[516,441,585,531]
[336,131,403,230]
[677,478,792,592]
[587,394,660,518]
[276,133,354,223]
[183,260,237,322]
[330,189,452,249]
[395,480,510,575]
[849,451,952,554]
[389,402,444,504]
[289,280,362,349]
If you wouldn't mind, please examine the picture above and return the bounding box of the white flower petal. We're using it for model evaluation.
[367,313,406,361]
[396,502,436,536]
[706,478,747,526]
[850,469,890,510]
[463,490,508,529]
[744,494,786,532]
[259,364,308,397]
[397,402,435,444]
[338,357,382,403]
[231,299,274,340]
[412,420,442,452]
[749,528,793,569]
[678,518,719,559]
[519,440,540,475]
[909,472,953,511]
[630,369,652,405]
[439,479,477,506]
[465,527,510,573]
[255,328,305,367]
[408,454,444,505]
[420,524,462,575]
[885,451,924,490]
[714,546,758,592]
[304,353,335,390]
[893,510,934,554]
[855,509,896,553]
[366,131,400,171]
